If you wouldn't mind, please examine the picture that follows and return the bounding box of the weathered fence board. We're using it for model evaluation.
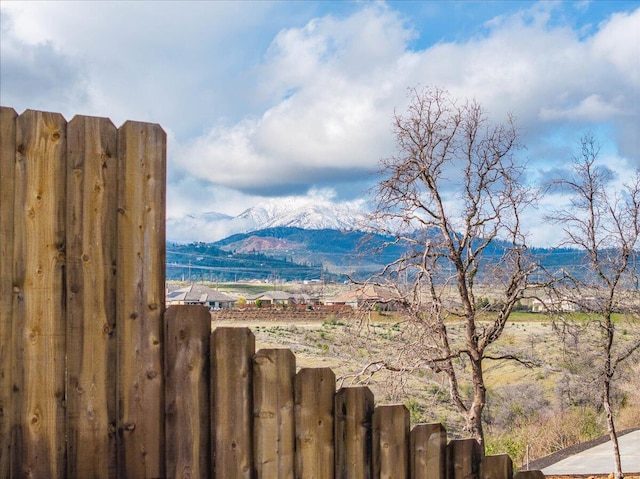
[253,348,296,479]
[211,327,255,478]
[480,454,513,479]
[165,305,211,479]
[410,423,447,479]
[373,404,410,479]
[334,386,374,479]
[116,120,167,478]
[448,438,482,479]
[0,106,17,479]
[513,471,545,479]
[295,367,336,479]
[13,109,67,478]
[65,114,118,478]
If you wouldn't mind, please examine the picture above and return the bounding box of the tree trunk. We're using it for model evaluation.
[467,357,486,454]
[604,371,624,479]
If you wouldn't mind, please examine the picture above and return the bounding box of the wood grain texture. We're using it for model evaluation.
[373,405,409,479]
[294,368,336,479]
[165,305,211,479]
[116,120,166,479]
[479,454,513,479]
[13,109,67,478]
[0,106,17,479]
[253,348,296,479]
[211,327,255,479]
[410,423,447,479]
[447,439,482,479]
[513,470,545,479]
[334,387,374,479]
[65,115,118,478]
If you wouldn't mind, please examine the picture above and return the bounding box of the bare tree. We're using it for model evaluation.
[546,134,640,479]
[369,87,537,451]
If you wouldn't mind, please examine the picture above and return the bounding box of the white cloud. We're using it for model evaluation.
[177,4,410,192]
[540,94,623,121]
[177,3,639,200]
[591,8,640,85]
[0,1,282,130]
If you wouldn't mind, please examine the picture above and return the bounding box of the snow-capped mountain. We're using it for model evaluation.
[236,197,368,231]
[167,197,370,243]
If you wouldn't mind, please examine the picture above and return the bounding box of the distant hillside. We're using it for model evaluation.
[166,240,326,282]
[214,227,405,276]
[166,227,405,282]
[167,226,632,284]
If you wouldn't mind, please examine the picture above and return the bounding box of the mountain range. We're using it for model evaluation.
[165,198,613,284]
[166,196,369,244]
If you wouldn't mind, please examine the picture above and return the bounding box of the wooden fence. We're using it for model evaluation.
[1,107,166,478]
[0,107,544,478]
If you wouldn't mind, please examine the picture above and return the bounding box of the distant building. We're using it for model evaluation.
[324,284,404,311]
[292,293,321,305]
[247,290,294,306]
[166,283,236,310]
[529,296,578,313]
[246,290,320,307]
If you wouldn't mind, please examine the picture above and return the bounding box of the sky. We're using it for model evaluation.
[1,0,639,246]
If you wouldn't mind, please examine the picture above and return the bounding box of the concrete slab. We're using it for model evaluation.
[541,430,640,475]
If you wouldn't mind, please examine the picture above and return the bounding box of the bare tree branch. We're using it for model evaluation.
[544,133,640,479]
[366,86,536,451]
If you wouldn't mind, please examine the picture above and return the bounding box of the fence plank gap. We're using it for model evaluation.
[211,327,255,479]
[165,305,211,479]
[253,348,296,479]
[295,367,336,479]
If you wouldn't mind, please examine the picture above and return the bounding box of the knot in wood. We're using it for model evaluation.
[28,329,38,343]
